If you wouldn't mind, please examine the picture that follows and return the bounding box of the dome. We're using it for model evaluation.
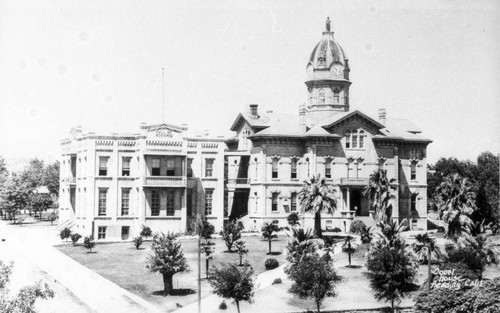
[308,32,348,69]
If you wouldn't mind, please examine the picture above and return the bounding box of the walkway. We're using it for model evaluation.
[0,220,162,313]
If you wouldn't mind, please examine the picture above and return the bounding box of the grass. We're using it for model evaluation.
[56,235,288,312]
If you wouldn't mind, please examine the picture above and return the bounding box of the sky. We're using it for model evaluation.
[0,0,499,170]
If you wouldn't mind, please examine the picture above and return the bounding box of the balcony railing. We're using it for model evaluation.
[339,177,369,186]
[143,176,186,187]
[63,177,76,185]
[227,178,251,186]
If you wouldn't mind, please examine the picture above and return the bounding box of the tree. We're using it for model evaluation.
[83,236,95,253]
[365,232,418,312]
[342,235,357,267]
[220,220,243,252]
[287,252,340,313]
[0,175,29,220]
[43,161,60,197]
[412,233,442,291]
[437,174,476,242]
[30,194,53,219]
[234,240,248,266]
[208,262,255,313]
[298,174,337,238]
[59,227,72,241]
[0,260,54,313]
[197,217,215,239]
[140,225,152,239]
[145,232,189,296]
[364,170,397,223]
[261,222,280,254]
[133,236,143,249]
[287,212,300,227]
[70,233,82,245]
[474,152,499,228]
[360,226,373,244]
[201,240,216,279]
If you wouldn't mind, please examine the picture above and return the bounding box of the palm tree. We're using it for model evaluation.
[360,226,374,244]
[436,174,476,242]
[262,222,280,254]
[376,219,408,247]
[342,235,357,267]
[412,233,442,291]
[364,170,397,223]
[298,174,337,238]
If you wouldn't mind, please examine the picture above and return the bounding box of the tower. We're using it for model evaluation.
[305,17,351,124]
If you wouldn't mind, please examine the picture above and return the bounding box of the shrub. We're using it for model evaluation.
[197,218,215,239]
[70,233,82,245]
[59,227,71,241]
[140,225,152,239]
[272,278,282,285]
[83,236,96,253]
[265,258,279,270]
[133,236,143,250]
[220,220,243,252]
[444,242,484,272]
[287,212,300,226]
[349,220,367,234]
[331,227,342,233]
[219,301,227,310]
[360,226,374,244]
[322,235,335,248]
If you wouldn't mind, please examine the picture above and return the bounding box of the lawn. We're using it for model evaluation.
[56,234,288,312]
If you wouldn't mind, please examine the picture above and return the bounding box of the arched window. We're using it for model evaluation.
[318,89,325,104]
[352,130,358,148]
[333,89,340,103]
[345,130,351,148]
[359,130,365,148]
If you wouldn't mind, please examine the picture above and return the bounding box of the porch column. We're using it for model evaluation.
[340,188,344,211]
[346,187,350,212]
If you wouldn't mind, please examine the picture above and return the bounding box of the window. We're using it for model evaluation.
[121,226,130,240]
[410,161,417,180]
[354,161,359,178]
[271,193,278,212]
[205,189,213,215]
[318,89,325,104]
[152,158,161,176]
[352,130,358,148]
[291,193,297,212]
[166,190,175,216]
[378,158,386,171]
[359,130,365,148]
[205,159,214,177]
[325,159,332,179]
[99,157,108,176]
[187,190,193,216]
[411,193,417,213]
[187,159,193,177]
[333,89,340,103]
[254,158,258,179]
[151,190,160,216]
[98,188,107,216]
[166,158,175,176]
[345,131,351,148]
[272,158,279,179]
[122,157,131,176]
[347,159,353,178]
[291,159,297,179]
[121,188,130,216]
[98,226,106,240]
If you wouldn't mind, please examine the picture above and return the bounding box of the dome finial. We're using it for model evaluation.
[325,17,331,32]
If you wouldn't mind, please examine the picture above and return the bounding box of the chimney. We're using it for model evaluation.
[249,104,259,118]
[298,104,306,132]
[378,108,386,125]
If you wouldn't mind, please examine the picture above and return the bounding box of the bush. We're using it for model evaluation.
[287,212,300,226]
[70,233,82,245]
[218,301,227,310]
[264,258,279,270]
[83,236,96,253]
[331,227,342,233]
[323,235,335,248]
[272,278,282,285]
[197,218,215,239]
[59,227,71,241]
[349,220,367,234]
[133,236,143,250]
[445,242,484,272]
[220,220,243,251]
[140,225,152,238]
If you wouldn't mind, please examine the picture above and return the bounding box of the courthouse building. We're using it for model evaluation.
[59,20,431,240]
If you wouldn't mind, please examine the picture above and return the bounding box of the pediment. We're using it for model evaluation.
[141,123,187,140]
[322,110,384,134]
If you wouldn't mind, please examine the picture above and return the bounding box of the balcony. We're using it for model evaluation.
[339,177,369,186]
[227,178,251,188]
[63,177,76,185]
[143,176,187,187]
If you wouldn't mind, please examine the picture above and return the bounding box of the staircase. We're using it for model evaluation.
[57,219,76,230]
[353,216,378,229]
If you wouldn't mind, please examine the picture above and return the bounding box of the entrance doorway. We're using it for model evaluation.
[349,189,369,216]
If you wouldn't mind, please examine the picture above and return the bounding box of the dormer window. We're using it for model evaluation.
[318,89,325,104]
[359,130,365,148]
[345,129,366,149]
[345,130,351,148]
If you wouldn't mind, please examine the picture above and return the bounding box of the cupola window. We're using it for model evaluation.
[333,89,340,103]
[318,89,325,104]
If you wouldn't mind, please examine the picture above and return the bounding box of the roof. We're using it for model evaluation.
[308,32,348,69]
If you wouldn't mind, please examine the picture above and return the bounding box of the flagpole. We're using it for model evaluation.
[162,67,165,123]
